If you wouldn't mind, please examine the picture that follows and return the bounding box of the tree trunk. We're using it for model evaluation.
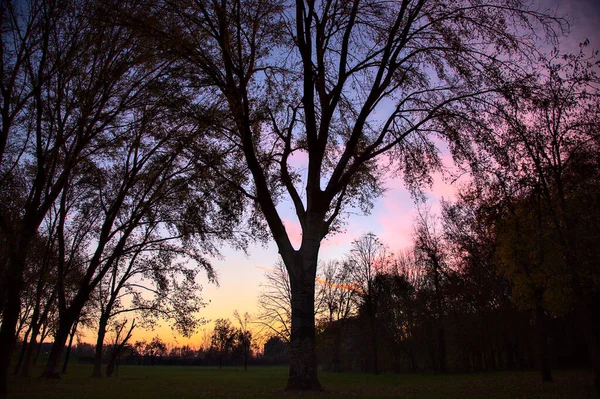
[33,322,48,366]
[285,249,321,391]
[13,327,31,376]
[332,327,341,372]
[20,324,40,378]
[19,310,41,377]
[61,321,78,375]
[92,315,109,377]
[61,337,73,375]
[105,354,118,377]
[41,314,75,378]
[433,260,446,373]
[106,320,135,377]
[370,321,379,374]
[22,290,55,377]
[0,257,25,395]
[437,324,447,373]
[535,306,553,382]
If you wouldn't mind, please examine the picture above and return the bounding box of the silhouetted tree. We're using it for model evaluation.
[143,336,167,366]
[317,260,357,324]
[347,233,391,374]
[105,319,136,377]
[371,270,418,373]
[91,228,210,377]
[211,319,236,369]
[135,0,562,389]
[12,234,58,377]
[256,261,292,342]
[469,47,600,390]
[413,206,449,372]
[315,260,357,372]
[0,0,147,389]
[263,335,289,362]
[233,311,253,371]
[441,194,518,371]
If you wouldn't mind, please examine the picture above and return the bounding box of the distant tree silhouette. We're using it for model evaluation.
[263,336,289,363]
[371,271,418,373]
[211,319,236,369]
[413,206,450,372]
[440,195,517,371]
[233,311,253,371]
[105,319,136,377]
[347,233,391,374]
[317,260,357,325]
[256,261,292,343]
[315,260,357,372]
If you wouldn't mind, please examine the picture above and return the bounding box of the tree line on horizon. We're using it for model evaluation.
[256,184,597,377]
[1,0,599,396]
[70,313,256,373]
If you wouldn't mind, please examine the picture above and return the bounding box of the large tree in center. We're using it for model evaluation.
[134,0,560,390]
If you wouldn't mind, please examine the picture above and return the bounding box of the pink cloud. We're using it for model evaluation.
[377,192,417,251]
[287,149,309,169]
[424,150,469,199]
[426,171,458,199]
[280,144,467,257]
[321,233,350,248]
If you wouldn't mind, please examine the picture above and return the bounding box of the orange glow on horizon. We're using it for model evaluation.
[315,278,363,293]
[254,264,362,293]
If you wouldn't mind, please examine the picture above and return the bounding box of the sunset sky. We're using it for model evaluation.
[86,0,600,348]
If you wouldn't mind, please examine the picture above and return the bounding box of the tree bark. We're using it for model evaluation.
[41,309,78,378]
[369,310,379,374]
[92,315,109,377]
[33,322,50,366]
[20,326,39,378]
[438,324,447,373]
[106,321,135,377]
[433,259,446,373]
[12,327,31,376]
[18,314,39,377]
[285,246,322,391]
[105,354,118,377]
[21,288,56,377]
[61,322,77,375]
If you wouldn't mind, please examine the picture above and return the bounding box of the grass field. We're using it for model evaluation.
[8,365,596,398]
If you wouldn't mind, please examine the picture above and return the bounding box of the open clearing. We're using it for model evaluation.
[8,365,595,398]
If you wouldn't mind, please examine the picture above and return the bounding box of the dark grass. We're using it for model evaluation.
[8,365,596,398]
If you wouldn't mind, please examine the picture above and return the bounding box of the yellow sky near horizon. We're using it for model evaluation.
[75,168,454,349]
